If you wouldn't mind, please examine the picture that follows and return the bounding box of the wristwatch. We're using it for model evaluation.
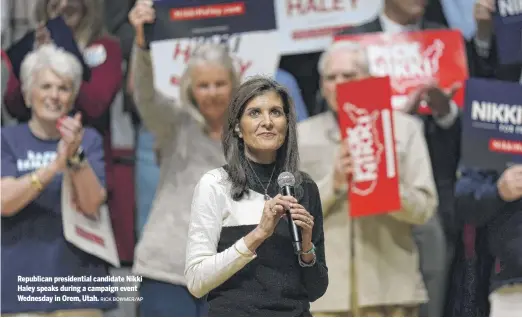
[67,147,86,170]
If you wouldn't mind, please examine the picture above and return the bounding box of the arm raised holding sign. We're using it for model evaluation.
[129,0,181,146]
[129,0,239,145]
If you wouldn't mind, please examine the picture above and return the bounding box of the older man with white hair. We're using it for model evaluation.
[298,41,438,317]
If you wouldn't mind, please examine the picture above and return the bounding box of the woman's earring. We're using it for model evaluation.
[235,126,242,138]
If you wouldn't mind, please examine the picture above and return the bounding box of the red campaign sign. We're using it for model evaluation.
[337,76,401,217]
[335,29,469,114]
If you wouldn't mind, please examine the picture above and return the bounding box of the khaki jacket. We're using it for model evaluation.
[298,111,438,312]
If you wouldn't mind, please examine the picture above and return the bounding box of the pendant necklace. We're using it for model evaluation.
[246,160,276,201]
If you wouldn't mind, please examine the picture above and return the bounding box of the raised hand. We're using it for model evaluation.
[34,23,52,49]
[423,81,461,117]
[402,80,461,117]
[129,0,156,48]
[474,0,496,42]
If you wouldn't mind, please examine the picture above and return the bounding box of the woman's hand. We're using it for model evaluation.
[129,0,156,48]
[34,23,52,49]
[56,113,84,169]
[474,0,496,42]
[289,203,315,250]
[255,194,293,239]
[48,0,66,19]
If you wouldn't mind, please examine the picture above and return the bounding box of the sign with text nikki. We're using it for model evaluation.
[337,76,401,217]
[461,78,522,173]
[147,0,279,100]
[335,29,468,114]
[275,0,382,54]
[494,0,522,65]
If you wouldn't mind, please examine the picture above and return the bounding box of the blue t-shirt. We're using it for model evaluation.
[1,124,116,314]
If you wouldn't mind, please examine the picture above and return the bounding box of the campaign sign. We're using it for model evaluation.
[494,0,522,65]
[335,29,469,114]
[275,0,382,54]
[461,78,522,173]
[7,16,91,81]
[147,0,279,100]
[147,0,276,40]
[337,76,401,217]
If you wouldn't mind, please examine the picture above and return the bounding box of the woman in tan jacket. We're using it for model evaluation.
[298,41,438,317]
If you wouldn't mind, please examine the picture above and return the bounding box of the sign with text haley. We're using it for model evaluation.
[275,0,382,55]
[337,76,401,217]
[494,0,522,65]
[147,0,279,100]
[335,29,469,114]
[461,78,522,173]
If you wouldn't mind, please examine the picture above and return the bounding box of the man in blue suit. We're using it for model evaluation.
[455,166,522,316]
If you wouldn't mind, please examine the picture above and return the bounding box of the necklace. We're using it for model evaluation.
[246,160,276,201]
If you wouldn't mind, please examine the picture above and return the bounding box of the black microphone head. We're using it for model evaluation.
[277,172,295,188]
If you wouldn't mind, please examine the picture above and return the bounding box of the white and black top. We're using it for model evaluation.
[185,160,328,316]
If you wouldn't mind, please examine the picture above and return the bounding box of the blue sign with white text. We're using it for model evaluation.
[461,78,522,173]
[494,0,522,64]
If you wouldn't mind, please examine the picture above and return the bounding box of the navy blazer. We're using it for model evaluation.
[455,167,522,292]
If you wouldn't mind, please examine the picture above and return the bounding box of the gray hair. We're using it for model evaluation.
[179,43,240,124]
[317,41,370,76]
[20,44,83,102]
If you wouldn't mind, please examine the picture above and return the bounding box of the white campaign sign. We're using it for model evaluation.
[275,0,383,54]
[61,174,120,267]
[150,31,280,100]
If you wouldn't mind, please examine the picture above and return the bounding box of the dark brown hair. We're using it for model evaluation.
[222,76,301,200]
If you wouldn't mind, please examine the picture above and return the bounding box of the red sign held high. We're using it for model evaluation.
[335,29,469,114]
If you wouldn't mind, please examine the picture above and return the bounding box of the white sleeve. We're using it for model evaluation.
[184,173,256,299]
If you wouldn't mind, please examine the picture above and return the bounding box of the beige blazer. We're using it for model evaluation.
[298,111,438,312]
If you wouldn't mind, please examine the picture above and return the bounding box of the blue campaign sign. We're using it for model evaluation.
[146,0,276,43]
[494,0,522,65]
[461,78,522,173]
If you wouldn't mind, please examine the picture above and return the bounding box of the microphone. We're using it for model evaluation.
[277,172,302,254]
